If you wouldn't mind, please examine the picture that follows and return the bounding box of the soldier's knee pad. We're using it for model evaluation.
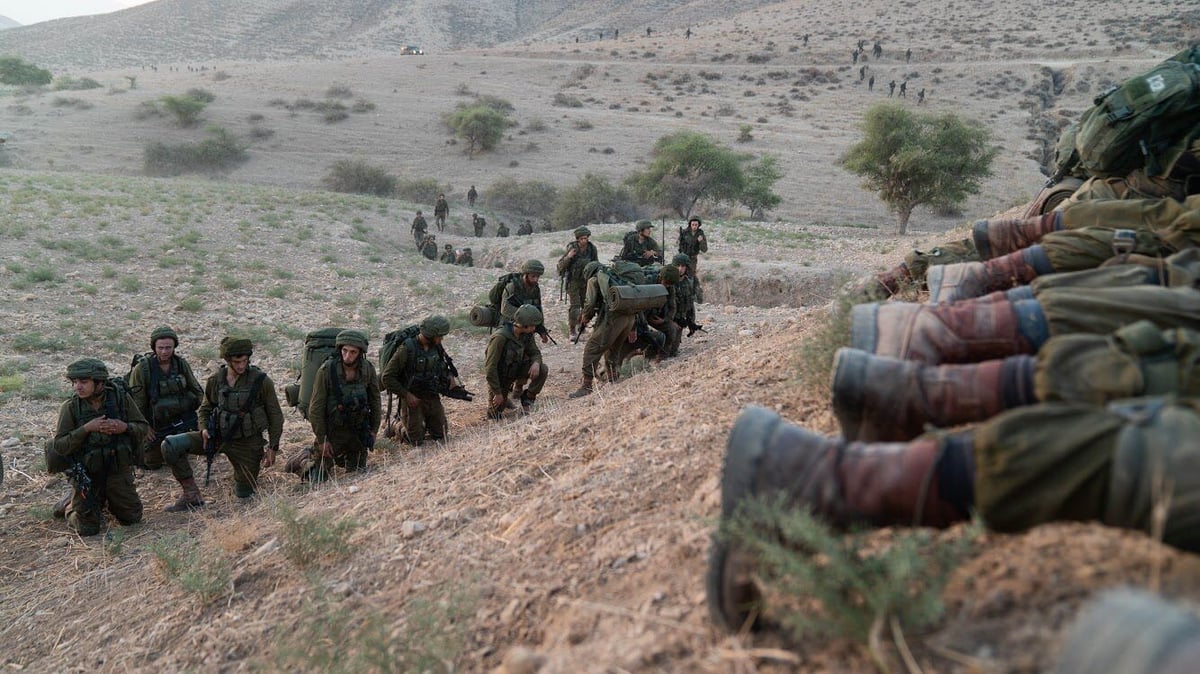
[162,433,196,465]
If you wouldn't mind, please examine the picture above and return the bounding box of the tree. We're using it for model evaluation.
[444,103,508,156]
[627,131,747,219]
[160,94,208,127]
[0,56,52,86]
[841,103,998,234]
[740,155,784,220]
[551,173,638,231]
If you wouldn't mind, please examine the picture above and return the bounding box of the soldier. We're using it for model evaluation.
[421,234,438,260]
[888,80,896,97]
[127,326,202,469]
[899,80,907,97]
[285,330,381,482]
[708,397,1200,632]
[905,47,912,63]
[496,221,510,237]
[678,216,709,274]
[47,358,148,536]
[473,213,486,237]
[467,185,478,207]
[381,315,459,445]
[439,243,456,263]
[646,265,681,361]
[672,254,703,347]
[161,337,283,505]
[558,226,600,341]
[433,193,449,232]
[832,320,1200,442]
[484,305,547,420]
[868,74,875,91]
[917,88,925,104]
[872,40,882,58]
[620,220,662,266]
[570,262,640,397]
[517,219,534,236]
[500,260,551,343]
[411,210,428,248]
[456,247,474,267]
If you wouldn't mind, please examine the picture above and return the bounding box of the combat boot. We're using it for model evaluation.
[707,406,968,631]
[519,390,536,415]
[926,246,1054,304]
[164,477,205,512]
[850,296,1048,365]
[972,212,1062,260]
[832,348,1036,442]
[53,493,71,519]
[568,376,594,399]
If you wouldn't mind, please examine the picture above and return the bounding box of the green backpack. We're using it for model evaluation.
[284,327,344,420]
[379,324,421,373]
[1055,49,1200,180]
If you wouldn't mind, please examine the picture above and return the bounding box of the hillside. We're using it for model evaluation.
[0,15,20,30]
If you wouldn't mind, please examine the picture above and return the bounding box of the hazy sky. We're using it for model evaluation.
[0,0,154,27]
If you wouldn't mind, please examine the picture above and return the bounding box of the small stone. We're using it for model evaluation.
[401,520,427,538]
[1,437,19,448]
[499,646,545,674]
[348,485,360,494]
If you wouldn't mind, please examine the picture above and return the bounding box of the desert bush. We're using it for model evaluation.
[474,94,514,113]
[51,97,93,110]
[0,56,51,86]
[485,177,560,217]
[143,126,249,176]
[212,70,230,81]
[148,533,231,604]
[552,92,584,108]
[271,499,360,569]
[746,53,773,64]
[12,333,67,353]
[524,117,547,132]
[322,159,397,197]
[443,103,508,155]
[249,126,275,140]
[159,94,208,127]
[393,176,446,204]
[351,98,375,113]
[326,84,353,99]
[737,124,754,143]
[53,76,102,91]
[185,88,216,103]
[134,100,163,120]
[551,173,638,231]
[324,108,349,123]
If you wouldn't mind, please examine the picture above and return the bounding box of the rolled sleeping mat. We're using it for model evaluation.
[470,305,498,327]
[607,284,669,314]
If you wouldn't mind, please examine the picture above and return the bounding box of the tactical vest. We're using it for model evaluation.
[145,357,199,429]
[496,329,534,381]
[216,366,269,440]
[679,228,706,256]
[403,337,448,394]
[75,388,134,472]
[558,242,598,282]
[325,360,372,428]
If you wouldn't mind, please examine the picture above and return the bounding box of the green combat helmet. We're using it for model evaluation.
[583,261,602,278]
[335,329,369,351]
[514,305,543,327]
[637,220,654,232]
[672,253,692,268]
[150,326,179,348]
[521,259,545,275]
[220,337,254,358]
[573,226,592,238]
[420,315,451,338]
[66,358,109,380]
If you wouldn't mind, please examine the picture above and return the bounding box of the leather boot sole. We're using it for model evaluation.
[830,348,869,441]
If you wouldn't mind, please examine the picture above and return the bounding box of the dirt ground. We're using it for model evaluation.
[1,1,1199,672]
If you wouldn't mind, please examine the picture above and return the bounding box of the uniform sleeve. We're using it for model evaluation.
[698,229,708,253]
[526,333,543,365]
[582,277,601,322]
[483,333,506,395]
[260,375,284,448]
[49,399,87,458]
[126,360,153,422]
[122,392,149,446]
[500,280,521,322]
[197,374,219,427]
[556,247,573,276]
[366,362,382,434]
[308,363,329,443]
[381,345,410,397]
[180,358,204,412]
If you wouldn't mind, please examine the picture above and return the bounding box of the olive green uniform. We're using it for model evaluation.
[496,222,510,237]
[500,277,548,339]
[411,214,428,247]
[456,250,474,267]
[421,238,438,260]
[307,358,381,474]
[127,354,202,467]
[50,386,148,535]
[580,269,638,383]
[620,234,662,266]
[166,365,283,497]
[433,198,449,231]
[484,324,546,418]
[557,240,598,331]
[439,248,456,264]
[678,225,709,273]
[673,269,700,338]
[381,336,450,444]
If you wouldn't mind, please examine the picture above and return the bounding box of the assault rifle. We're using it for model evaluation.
[203,412,221,487]
[65,457,103,520]
[685,320,706,337]
[442,384,475,402]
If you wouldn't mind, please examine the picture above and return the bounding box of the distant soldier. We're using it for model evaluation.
[620,220,662,266]
[645,265,681,361]
[557,226,600,340]
[500,260,551,343]
[685,27,692,39]
[678,216,709,274]
[888,80,896,97]
[517,219,533,236]
[905,47,912,63]
[872,40,882,58]
[803,33,809,46]
[672,254,704,339]
[467,185,478,207]
[484,305,547,420]
[868,75,875,91]
[570,262,639,398]
[381,315,460,445]
[433,193,449,232]
[917,88,926,104]
[899,80,907,97]
[285,330,381,482]
[439,244,456,264]
[411,210,428,248]
[47,358,148,536]
[456,247,474,267]
[127,326,202,470]
[859,65,867,81]
[852,49,859,65]
[496,221,510,237]
[473,213,486,237]
[421,235,438,260]
[646,27,652,37]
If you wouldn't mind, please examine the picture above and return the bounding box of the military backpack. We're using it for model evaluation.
[283,327,344,420]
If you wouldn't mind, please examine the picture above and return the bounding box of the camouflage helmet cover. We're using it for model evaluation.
[636,219,654,232]
[220,336,254,358]
[573,226,592,238]
[335,329,369,351]
[66,358,109,380]
[150,325,179,349]
[659,265,680,284]
[420,315,451,338]
[513,305,544,327]
[672,253,692,267]
[583,261,602,279]
[521,259,545,275]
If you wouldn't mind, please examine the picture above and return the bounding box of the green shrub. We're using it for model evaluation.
[393,176,445,204]
[179,297,204,312]
[322,159,397,197]
[443,103,509,155]
[185,88,216,103]
[159,94,208,127]
[148,533,231,604]
[485,177,559,218]
[143,126,249,176]
[271,499,360,569]
[51,97,93,110]
[552,92,583,108]
[0,57,51,86]
[326,84,353,99]
[737,124,754,142]
[551,173,638,231]
[53,76,102,91]
[12,333,67,353]
[119,276,142,293]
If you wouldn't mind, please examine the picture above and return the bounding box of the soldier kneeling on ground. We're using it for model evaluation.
[484,305,547,420]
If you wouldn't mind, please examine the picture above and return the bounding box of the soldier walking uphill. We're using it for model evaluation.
[621,220,663,267]
[557,227,599,341]
[570,262,639,398]
[433,193,449,232]
[161,337,283,507]
[472,213,486,237]
[127,326,202,469]
[517,220,534,236]
[46,358,148,536]
[500,260,552,344]
[411,211,429,248]
[286,330,381,482]
[485,305,548,420]
[381,316,461,445]
[496,221,510,237]
[467,185,478,207]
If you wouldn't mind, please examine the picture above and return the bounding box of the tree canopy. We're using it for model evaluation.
[626,131,749,219]
[740,155,784,220]
[841,103,998,234]
[444,104,509,156]
[0,56,52,86]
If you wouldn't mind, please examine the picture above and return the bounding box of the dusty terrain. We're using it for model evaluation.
[1,1,1199,672]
